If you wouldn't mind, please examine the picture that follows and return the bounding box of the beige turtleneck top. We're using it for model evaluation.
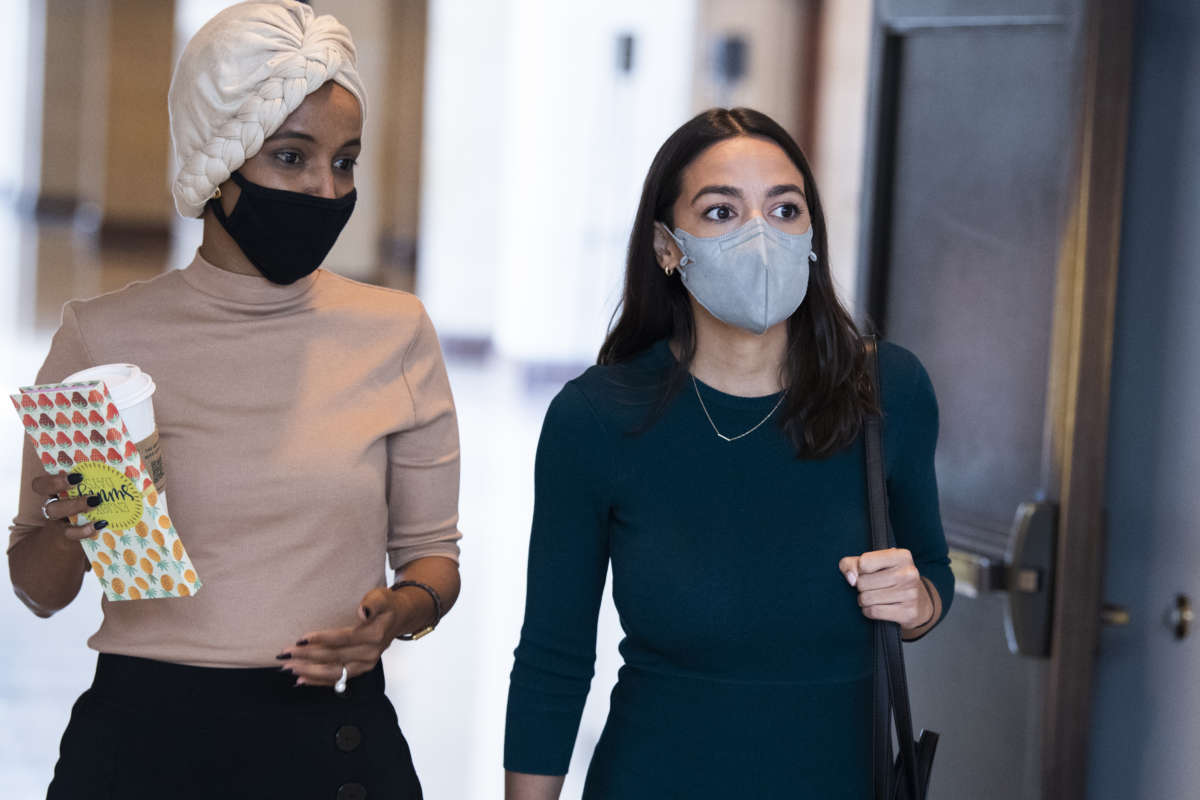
[9,252,462,667]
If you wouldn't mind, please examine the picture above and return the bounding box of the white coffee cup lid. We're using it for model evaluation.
[63,364,156,410]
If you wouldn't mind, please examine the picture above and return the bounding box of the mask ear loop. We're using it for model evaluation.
[656,222,692,275]
[208,178,236,230]
[208,171,249,227]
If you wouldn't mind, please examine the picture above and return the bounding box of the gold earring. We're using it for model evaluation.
[213,187,222,199]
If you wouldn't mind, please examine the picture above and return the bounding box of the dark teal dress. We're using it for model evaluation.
[504,340,953,799]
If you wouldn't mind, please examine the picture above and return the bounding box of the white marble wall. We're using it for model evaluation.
[418,0,699,362]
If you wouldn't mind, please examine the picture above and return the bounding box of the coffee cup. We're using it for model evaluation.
[64,364,166,496]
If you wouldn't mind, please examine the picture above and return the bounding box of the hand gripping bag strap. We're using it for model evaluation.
[864,336,935,800]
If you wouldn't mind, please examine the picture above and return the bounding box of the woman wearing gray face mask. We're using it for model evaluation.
[504,108,953,799]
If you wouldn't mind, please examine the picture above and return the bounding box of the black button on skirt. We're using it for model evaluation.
[46,653,423,799]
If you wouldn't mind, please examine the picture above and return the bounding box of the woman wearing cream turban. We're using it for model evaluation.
[9,2,461,797]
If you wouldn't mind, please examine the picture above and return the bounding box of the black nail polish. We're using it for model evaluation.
[275,653,292,660]
[93,520,109,531]
[86,495,102,507]
[295,639,309,647]
[67,473,83,485]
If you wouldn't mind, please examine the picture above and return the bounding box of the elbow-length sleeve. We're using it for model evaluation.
[385,305,462,568]
[9,303,95,554]
[504,381,614,775]
[883,347,954,629]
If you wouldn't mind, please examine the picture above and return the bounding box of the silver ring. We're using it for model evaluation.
[333,666,348,695]
[41,496,61,521]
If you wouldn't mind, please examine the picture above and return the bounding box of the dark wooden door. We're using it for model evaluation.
[856,1,1133,797]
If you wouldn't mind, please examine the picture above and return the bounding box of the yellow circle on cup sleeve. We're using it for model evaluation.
[68,461,144,531]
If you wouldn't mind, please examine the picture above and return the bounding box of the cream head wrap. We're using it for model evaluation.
[169,0,367,218]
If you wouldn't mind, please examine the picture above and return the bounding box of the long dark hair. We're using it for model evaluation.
[598,107,874,459]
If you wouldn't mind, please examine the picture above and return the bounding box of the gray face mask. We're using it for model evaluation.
[665,217,818,335]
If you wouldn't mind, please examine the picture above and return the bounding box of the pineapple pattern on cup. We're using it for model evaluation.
[14,380,202,601]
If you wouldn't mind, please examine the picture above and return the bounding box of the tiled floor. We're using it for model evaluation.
[0,213,624,799]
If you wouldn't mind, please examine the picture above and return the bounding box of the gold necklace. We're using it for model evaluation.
[691,375,787,443]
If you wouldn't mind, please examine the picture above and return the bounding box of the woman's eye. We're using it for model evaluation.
[703,205,735,221]
[334,157,358,172]
[274,151,302,166]
[771,203,802,220]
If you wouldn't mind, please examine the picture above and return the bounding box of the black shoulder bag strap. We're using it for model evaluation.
[865,336,938,800]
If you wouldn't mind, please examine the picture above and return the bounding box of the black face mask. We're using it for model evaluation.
[210,171,356,285]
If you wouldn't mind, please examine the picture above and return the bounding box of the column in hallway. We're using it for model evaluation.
[86,0,176,245]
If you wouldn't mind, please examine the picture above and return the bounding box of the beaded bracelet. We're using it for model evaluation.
[390,580,443,641]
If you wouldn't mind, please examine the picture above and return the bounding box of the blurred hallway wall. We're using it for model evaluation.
[690,0,814,136]
[415,0,511,345]
[418,0,702,364]
[27,0,175,241]
[1,0,31,351]
[489,0,699,365]
[808,0,872,311]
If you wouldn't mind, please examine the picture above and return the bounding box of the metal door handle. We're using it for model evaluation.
[1166,594,1193,640]
[1100,604,1130,626]
[946,501,1058,658]
[1003,501,1056,657]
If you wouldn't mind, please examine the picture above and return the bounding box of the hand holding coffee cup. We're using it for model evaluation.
[63,365,167,499]
[28,364,168,544]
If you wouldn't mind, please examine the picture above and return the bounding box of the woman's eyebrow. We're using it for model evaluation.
[263,131,362,149]
[767,183,805,198]
[691,184,742,203]
[265,128,315,143]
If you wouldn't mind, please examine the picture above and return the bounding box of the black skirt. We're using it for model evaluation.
[47,653,423,800]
